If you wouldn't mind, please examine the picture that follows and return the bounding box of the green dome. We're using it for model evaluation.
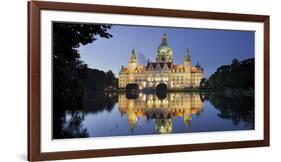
[156,33,173,62]
[158,43,169,50]
[157,44,171,54]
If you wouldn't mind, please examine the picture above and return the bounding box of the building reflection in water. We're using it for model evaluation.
[118,92,204,134]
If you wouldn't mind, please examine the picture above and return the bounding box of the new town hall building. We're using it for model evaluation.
[118,34,204,89]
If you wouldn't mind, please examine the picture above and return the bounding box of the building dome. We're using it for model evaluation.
[155,118,172,134]
[156,33,173,62]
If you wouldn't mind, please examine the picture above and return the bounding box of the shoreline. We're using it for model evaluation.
[103,88,254,96]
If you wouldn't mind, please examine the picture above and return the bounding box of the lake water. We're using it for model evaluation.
[54,92,254,139]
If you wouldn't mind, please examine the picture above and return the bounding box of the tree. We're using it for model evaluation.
[52,22,112,139]
[80,68,107,92]
[231,58,240,68]
[105,70,117,88]
[53,22,112,110]
[208,58,254,90]
[199,78,209,90]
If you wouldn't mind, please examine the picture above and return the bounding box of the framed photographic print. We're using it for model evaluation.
[28,1,270,161]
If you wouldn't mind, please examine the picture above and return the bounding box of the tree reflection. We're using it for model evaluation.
[53,92,118,139]
[54,91,255,139]
[83,92,117,113]
[53,110,89,139]
[60,112,89,138]
[207,92,254,129]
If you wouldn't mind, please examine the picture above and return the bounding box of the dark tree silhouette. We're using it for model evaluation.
[53,23,112,111]
[105,70,118,88]
[81,68,107,92]
[208,58,254,90]
[199,77,209,90]
[52,22,112,139]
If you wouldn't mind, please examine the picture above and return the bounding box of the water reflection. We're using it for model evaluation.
[207,92,255,129]
[119,93,204,133]
[53,91,254,139]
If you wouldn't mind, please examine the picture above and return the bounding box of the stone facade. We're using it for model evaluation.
[119,33,204,89]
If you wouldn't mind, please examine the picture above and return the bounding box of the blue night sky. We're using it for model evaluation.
[78,25,254,79]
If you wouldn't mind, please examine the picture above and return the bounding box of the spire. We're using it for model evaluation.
[132,48,136,55]
[195,62,204,71]
[196,62,200,67]
[129,48,137,63]
[131,48,136,58]
[185,48,191,61]
[161,33,168,45]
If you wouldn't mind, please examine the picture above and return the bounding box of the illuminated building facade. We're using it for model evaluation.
[119,33,204,89]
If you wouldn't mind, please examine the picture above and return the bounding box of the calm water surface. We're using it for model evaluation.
[55,92,254,139]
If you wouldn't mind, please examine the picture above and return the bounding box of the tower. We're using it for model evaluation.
[184,48,191,73]
[128,49,137,74]
[156,33,173,63]
[127,99,137,132]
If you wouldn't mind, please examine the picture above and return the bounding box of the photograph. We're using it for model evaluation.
[27,2,270,160]
[52,22,255,139]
